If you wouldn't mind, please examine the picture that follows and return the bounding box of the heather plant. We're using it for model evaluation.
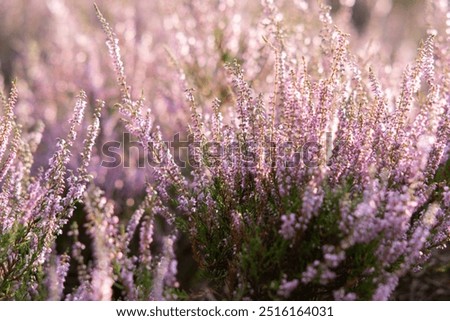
[0,0,427,201]
[0,84,101,299]
[0,0,449,301]
[0,0,272,205]
[95,1,449,300]
[0,82,181,301]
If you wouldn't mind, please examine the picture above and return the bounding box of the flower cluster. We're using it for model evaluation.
[0,86,101,299]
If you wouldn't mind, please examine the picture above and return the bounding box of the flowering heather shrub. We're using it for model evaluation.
[0,83,180,301]
[0,0,449,301]
[94,1,449,300]
[0,85,101,299]
[0,1,269,210]
[0,0,427,200]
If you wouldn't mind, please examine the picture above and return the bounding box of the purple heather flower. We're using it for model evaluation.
[277,277,299,298]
